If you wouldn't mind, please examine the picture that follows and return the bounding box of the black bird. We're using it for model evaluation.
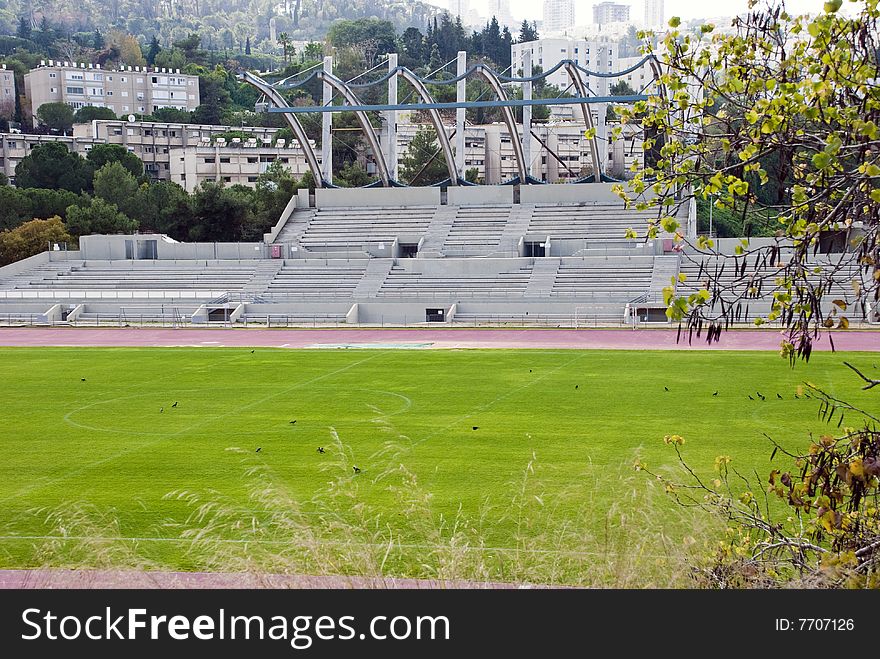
[250,350,255,354]
[664,386,669,392]
[317,447,325,454]
[80,378,86,382]
[160,407,164,413]
[748,395,754,401]
[756,391,764,398]
[472,426,479,431]
[529,369,532,373]
[255,447,262,453]
[352,466,361,474]
[289,420,297,425]
[712,391,718,397]
[575,385,579,389]
[172,401,179,408]
[776,393,783,399]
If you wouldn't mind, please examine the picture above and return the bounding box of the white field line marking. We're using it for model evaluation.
[0,535,676,559]
[2,352,390,504]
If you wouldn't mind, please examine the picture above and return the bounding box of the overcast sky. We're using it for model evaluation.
[425,0,827,22]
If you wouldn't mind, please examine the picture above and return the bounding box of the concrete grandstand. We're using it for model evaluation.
[0,183,871,328]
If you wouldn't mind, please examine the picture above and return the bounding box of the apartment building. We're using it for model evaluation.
[169,140,317,193]
[593,2,630,26]
[24,61,200,126]
[0,121,283,182]
[75,120,281,180]
[0,64,15,120]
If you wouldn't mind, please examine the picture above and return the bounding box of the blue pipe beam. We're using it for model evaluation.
[267,95,649,114]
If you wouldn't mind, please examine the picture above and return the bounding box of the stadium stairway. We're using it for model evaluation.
[418,206,458,257]
[352,259,394,298]
[649,255,681,299]
[499,204,538,249]
[242,260,285,294]
[275,208,316,244]
[524,258,561,297]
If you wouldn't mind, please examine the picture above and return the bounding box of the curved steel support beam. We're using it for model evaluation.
[239,71,325,188]
[563,62,602,182]
[397,68,460,185]
[317,70,392,187]
[473,64,528,183]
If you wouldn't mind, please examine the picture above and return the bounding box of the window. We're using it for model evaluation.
[113,128,122,135]
[136,93,145,101]
[92,73,103,81]
[247,176,258,182]
[136,78,143,84]
[121,91,128,97]
[120,77,126,83]
[151,76,158,84]
[222,176,231,182]
[50,87,57,93]
[49,72,57,78]
[219,157,230,163]
[247,157,257,163]
[106,90,113,96]
[66,86,84,94]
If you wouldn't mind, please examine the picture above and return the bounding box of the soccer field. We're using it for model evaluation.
[0,347,875,581]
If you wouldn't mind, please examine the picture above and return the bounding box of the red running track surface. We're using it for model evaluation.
[0,327,878,351]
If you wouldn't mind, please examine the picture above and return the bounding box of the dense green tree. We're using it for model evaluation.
[15,143,91,193]
[126,181,191,238]
[65,197,137,237]
[86,144,144,178]
[35,102,74,132]
[336,161,374,188]
[188,181,250,241]
[93,162,140,213]
[73,106,117,123]
[610,80,636,96]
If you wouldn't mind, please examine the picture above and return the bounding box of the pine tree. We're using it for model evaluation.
[245,36,251,55]
[146,36,161,65]
[93,29,105,50]
[16,17,32,40]
[399,128,449,186]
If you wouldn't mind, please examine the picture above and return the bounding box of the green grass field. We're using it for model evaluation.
[0,347,875,583]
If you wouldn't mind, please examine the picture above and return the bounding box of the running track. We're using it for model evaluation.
[1,327,879,350]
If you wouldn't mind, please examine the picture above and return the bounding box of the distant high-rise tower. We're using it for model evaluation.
[644,0,665,29]
[592,2,630,26]
[447,0,471,20]
[487,0,514,27]
[543,0,576,34]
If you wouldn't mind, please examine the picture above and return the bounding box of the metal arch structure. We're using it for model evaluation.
[563,62,603,182]
[316,70,393,187]
[396,67,461,185]
[472,64,529,183]
[239,70,325,188]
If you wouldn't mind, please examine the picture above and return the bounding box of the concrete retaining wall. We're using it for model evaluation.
[316,187,441,208]
[448,185,513,206]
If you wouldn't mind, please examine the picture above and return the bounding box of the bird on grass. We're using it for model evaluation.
[757,393,766,401]
[712,391,718,397]
[472,426,479,431]
[80,378,86,382]
[172,401,179,408]
[250,350,255,354]
[317,447,325,454]
[575,385,579,390]
[160,407,164,413]
[664,386,669,392]
[289,420,297,425]
[352,466,361,474]
[748,395,755,401]
[529,369,532,373]
[777,393,783,399]
[255,447,262,453]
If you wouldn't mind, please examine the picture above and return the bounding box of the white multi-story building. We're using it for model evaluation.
[169,141,316,193]
[643,0,665,29]
[0,64,15,120]
[487,0,515,27]
[0,121,282,183]
[24,61,200,127]
[75,120,280,180]
[592,2,630,26]
[542,0,576,34]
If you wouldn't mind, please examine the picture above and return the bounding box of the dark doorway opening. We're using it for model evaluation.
[523,241,545,257]
[425,308,445,322]
[399,243,419,258]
